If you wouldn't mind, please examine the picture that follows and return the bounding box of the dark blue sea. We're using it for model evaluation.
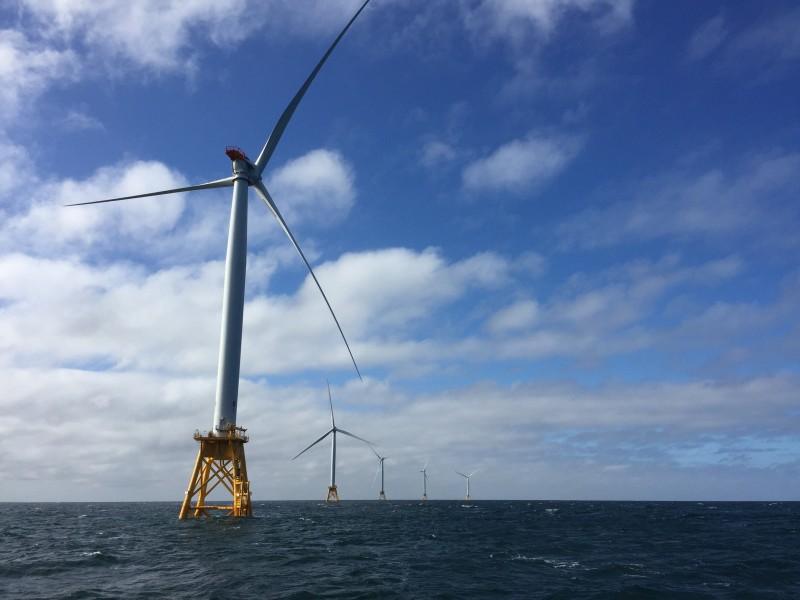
[1,501,798,599]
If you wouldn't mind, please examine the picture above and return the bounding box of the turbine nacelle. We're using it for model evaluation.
[224,146,250,163]
[225,147,259,183]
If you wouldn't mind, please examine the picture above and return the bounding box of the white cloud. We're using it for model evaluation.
[686,14,727,61]
[267,148,355,225]
[420,139,457,168]
[18,0,372,74]
[242,248,511,373]
[0,160,188,254]
[476,254,744,362]
[463,0,634,45]
[456,0,636,104]
[0,29,78,119]
[0,146,357,263]
[0,139,25,195]
[463,133,582,192]
[725,7,800,74]
[558,152,800,248]
[514,251,548,277]
[1,369,797,501]
[259,0,373,38]
[0,152,758,382]
[684,8,800,82]
[60,109,104,132]
[487,299,540,333]
[0,1,374,136]
[0,245,513,377]
[19,0,254,72]
[0,237,750,385]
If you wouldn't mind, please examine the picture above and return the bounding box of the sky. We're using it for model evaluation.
[0,0,798,502]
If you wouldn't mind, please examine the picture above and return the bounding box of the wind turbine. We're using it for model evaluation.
[66,0,373,519]
[292,382,373,502]
[456,470,477,502]
[420,462,429,502]
[372,449,388,500]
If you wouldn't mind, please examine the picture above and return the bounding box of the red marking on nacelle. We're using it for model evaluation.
[225,146,249,161]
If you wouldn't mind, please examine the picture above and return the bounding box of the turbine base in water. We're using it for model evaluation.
[379,491,386,500]
[326,484,340,503]
[421,494,428,502]
[179,427,252,519]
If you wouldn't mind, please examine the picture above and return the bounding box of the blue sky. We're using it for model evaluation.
[0,0,798,501]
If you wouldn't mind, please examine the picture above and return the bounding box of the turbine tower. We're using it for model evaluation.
[372,449,388,500]
[420,462,429,502]
[456,470,477,502]
[292,383,373,502]
[66,0,373,519]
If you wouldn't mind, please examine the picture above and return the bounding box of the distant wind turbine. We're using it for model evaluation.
[66,0,373,519]
[420,462,429,502]
[456,470,477,502]
[293,383,373,502]
[372,449,388,500]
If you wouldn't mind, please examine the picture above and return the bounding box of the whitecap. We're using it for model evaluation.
[512,554,543,562]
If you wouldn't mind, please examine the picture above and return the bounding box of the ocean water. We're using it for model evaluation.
[1,501,798,599]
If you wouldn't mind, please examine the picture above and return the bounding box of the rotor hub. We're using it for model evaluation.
[226,147,257,182]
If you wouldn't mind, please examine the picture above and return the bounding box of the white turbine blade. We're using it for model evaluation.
[371,461,380,487]
[291,428,333,460]
[327,380,336,428]
[64,176,235,206]
[469,470,479,478]
[253,181,362,380]
[253,0,372,175]
[455,471,468,479]
[371,446,382,460]
[336,428,373,447]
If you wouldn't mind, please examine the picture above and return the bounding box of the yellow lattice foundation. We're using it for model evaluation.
[326,484,340,503]
[179,427,252,519]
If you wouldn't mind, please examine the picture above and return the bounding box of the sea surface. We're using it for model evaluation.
[1,501,798,599]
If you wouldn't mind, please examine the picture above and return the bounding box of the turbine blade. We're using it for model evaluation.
[371,446,382,459]
[456,471,468,479]
[253,182,362,380]
[253,0,372,175]
[336,428,373,447]
[291,428,333,460]
[327,380,336,428]
[64,176,235,206]
[371,461,380,487]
